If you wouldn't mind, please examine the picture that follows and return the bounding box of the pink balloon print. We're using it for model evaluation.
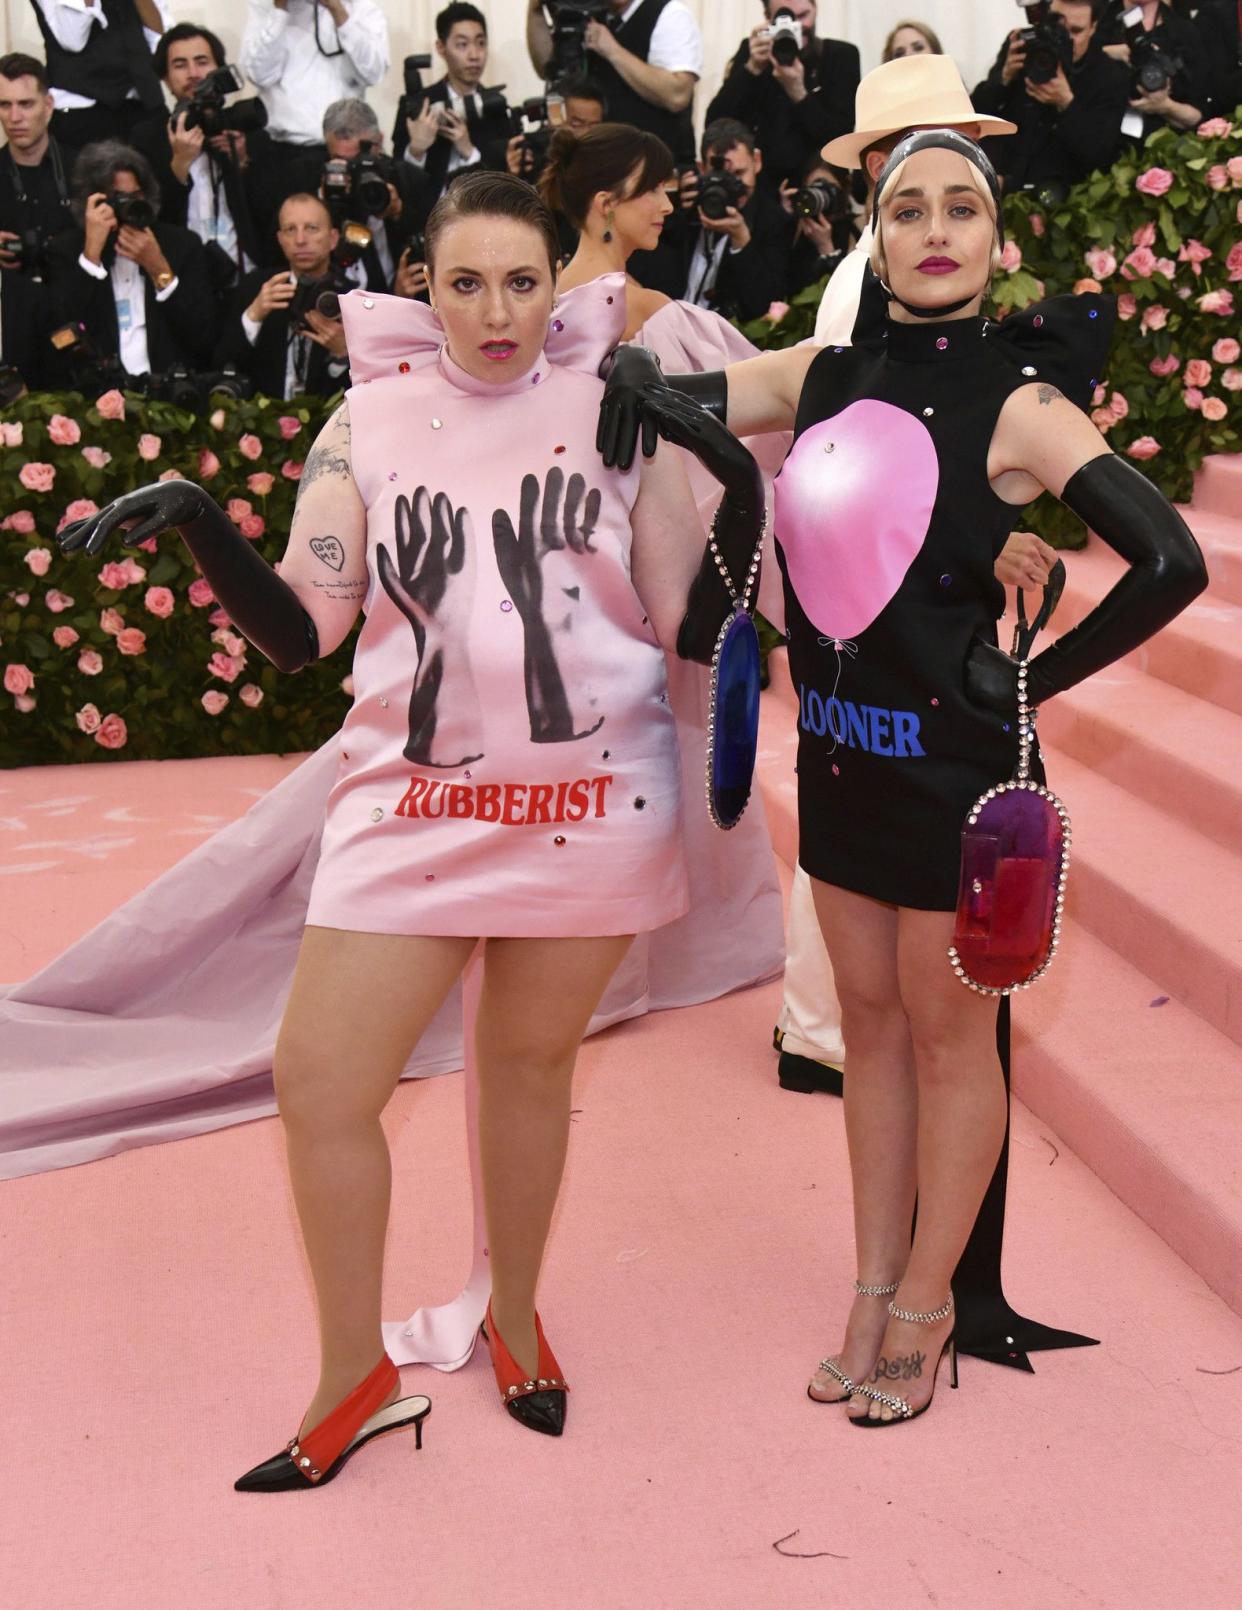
[774,399,939,640]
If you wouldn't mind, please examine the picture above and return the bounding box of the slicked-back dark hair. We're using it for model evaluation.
[425,169,560,276]
[539,122,675,230]
[154,23,226,79]
[436,3,487,41]
[0,53,50,94]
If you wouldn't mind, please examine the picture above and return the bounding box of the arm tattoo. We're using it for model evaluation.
[1037,383,1065,406]
[294,405,352,505]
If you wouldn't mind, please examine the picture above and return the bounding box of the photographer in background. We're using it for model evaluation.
[504,75,607,182]
[396,5,510,205]
[1099,0,1212,136]
[666,116,791,322]
[217,191,348,398]
[706,2,861,191]
[29,0,171,155]
[131,27,271,301]
[46,140,212,383]
[972,0,1130,192]
[782,151,854,296]
[527,1,702,164]
[1,55,75,268]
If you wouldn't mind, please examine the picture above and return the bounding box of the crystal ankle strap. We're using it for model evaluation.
[888,1295,954,1324]
[854,1279,901,1297]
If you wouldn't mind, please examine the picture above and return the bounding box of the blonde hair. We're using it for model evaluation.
[868,151,1003,289]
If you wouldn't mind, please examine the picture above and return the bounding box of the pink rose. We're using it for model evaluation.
[62,498,100,527]
[239,514,265,540]
[15,693,36,713]
[1148,351,1178,379]
[3,663,34,696]
[1199,289,1235,316]
[1131,220,1157,249]
[1141,304,1169,334]
[278,415,302,439]
[1122,246,1157,279]
[246,472,275,496]
[1073,277,1103,295]
[198,449,221,479]
[47,413,81,446]
[136,433,162,462]
[1029,212,1045,237]
[1223,367,1242,391]
[1212,338,1240,364]
[1197,117,1233,139]
[136,537,158,553]
[239,683,264,708]
[1092,384,1107,406]
[144,586,175,618]
[1178,239,1212,277]
[1084,247,1116,280]
[99,606,124,636]
[209,408,226,431]
[188,578,215,607]
[281,460,303,481]
[212,629,246,657]
[207,650,243,684]
[1126,437,1162,460]
[999,240,1022,273]
[201,690,230,715]
[1117,293,1138,320]
[763,300,790,322]
[1091,406,1118,432]
[53,626,79,648]
[75,703,102,734]
[225,497,253,522]
[1109,391,1130,420]
[1227,156,1242,182]
[340,674,355,697]
[1207,164,1230,192]
[44,590,75,613]
[116,627,147,656]
[1185,358,1213,388]
[238,433,263,461]
[0,421,23,446]
[24,547,51,576]
[157,468,184,483]
[1201,396,1228,422]
[1153,257,1177,280]
[19,461,55,493]
[77,649,103,675]
[6,509,35,534]
[81,445,111,470]
[207,607,231,626]
[1135,167,1174,197]
[95,389,126,421]
[1227,242,1242,282]
[1184,388,1204,410]
[95,713,128,750]
[99,561,134,591]
[12,592,28,606]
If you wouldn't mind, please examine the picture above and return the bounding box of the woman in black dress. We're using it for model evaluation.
[600,128,1206,1423]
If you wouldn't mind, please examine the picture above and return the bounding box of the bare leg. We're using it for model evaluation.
[806,880,918,1404]
[474,933,635,1376]
[855,908,1007,1421]
[274,926,476,1432]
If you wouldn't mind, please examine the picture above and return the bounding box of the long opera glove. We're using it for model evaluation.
[382,946,491,1370]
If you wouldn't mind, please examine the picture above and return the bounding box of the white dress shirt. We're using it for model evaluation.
[240,0,390,146]
[184,151,248,270]
[685,232,729,307]
[813,222,872,346]
[34,0,174,112]
[77,249,179,376]
[613,0,703,76]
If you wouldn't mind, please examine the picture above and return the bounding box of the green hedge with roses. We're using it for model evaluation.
[1,388,353,767]
[742,111,1242,548]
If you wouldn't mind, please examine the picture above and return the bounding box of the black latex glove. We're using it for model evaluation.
[597,344,663,471]
[58,481,319,673]
[637,383,762,519]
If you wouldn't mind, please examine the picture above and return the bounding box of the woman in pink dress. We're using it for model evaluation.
[59,170,766,1488]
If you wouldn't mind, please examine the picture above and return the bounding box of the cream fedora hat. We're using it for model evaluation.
[822,54,1017,169]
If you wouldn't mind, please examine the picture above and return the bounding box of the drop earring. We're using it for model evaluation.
[602,209,615,244]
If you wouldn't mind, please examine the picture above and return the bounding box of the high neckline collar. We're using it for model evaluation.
[437,340,551,397]
[883,315,991,363]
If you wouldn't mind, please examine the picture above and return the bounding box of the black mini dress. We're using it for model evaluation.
[774,293,1113,910]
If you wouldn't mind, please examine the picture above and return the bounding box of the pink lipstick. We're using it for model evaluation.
[480,340,518,361]
[917,256,961,275]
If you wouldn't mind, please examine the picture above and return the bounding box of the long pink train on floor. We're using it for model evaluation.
[0,285,792,1371]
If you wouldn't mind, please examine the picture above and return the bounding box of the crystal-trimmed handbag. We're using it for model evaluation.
[705,510,765,830]
[949,564,1071,996]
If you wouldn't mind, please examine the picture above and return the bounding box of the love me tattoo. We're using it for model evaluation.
[309,533,366,602]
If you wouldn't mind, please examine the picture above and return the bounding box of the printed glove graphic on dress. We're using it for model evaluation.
[377,488,485,768]
[491,466,605,744]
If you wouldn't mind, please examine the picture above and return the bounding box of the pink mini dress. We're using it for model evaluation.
[304,277,689,938]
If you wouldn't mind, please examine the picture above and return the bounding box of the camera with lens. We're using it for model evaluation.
[793,175,847,223]
[145,363,255,408]
[1117,6,1182,96]
[108,190,156,231]
[546,2,612,81]
[698,160,748,221]
[2,226,54,281]
[171,65,268,138]
[762,7,803,68]
[322,140,399,221]
[1015,4,1073,85]
[49,322,129,395]
[398,53,434,123]
[508,95,560,175]
[288,268,353,334]
[0,362,27,408]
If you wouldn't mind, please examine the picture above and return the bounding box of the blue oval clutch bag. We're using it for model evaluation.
[707,606,762,829]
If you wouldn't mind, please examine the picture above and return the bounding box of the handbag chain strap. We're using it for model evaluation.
[706,501,766,616]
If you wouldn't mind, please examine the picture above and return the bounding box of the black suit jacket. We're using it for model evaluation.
[215,265,347,399]
[46,219,213,374]
[130,111,272,277]
[973,43,1131,190]
[1099,3,1215,140]
[391,80,512,206]
[706,36,861,189]
[1,266,57,389]
[663,183,792,322]
[1195,0,1242,118]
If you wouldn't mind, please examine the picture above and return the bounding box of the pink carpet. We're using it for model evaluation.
[2,756,1241,1609]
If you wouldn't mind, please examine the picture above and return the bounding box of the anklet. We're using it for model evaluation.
[888,1295,954,1324]
[854,1279,901,1297]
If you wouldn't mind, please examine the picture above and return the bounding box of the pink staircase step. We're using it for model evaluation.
[1036,660,1242,858]
[1191,454,1242,520]
[1014,915,1242,1316]
[1181,506,1242,609]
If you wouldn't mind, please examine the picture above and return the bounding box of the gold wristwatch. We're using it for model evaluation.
[153,268,175,291]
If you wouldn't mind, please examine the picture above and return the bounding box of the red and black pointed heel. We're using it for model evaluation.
[234,1355,431,1492]
[480,1301,568,1437]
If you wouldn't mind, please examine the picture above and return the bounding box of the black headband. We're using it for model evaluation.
[871,127,1005,248]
